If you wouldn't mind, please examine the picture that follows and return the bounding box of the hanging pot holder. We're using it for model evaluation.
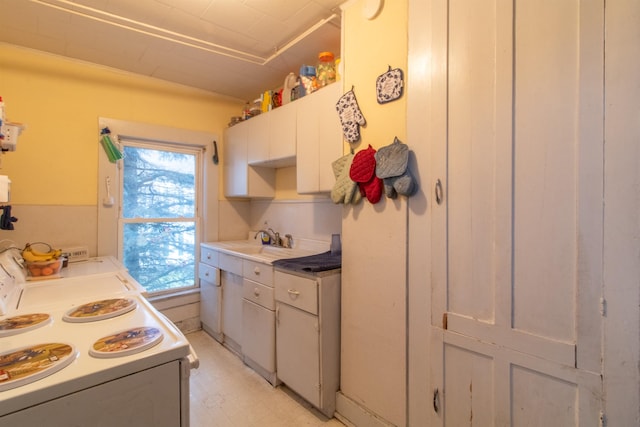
[376,66,404,104]
[331,153,362,205]
[375,137,417,198]
[336,88,366,143]
[350,145,383,204]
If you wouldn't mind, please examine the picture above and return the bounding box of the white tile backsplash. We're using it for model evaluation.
[250,198,342,244]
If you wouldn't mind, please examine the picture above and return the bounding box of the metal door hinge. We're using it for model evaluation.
[600,298,607,316]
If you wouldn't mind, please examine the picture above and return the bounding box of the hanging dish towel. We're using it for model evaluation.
[336,89,366,143]
[331,153,362,204]
[374,137,417,198]
[350,145,383,204]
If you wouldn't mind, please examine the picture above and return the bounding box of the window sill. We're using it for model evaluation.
[148,287,200,311]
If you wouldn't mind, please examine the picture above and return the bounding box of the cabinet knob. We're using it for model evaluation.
[206,252,211,259]
[254,267,261,275]
[205,271,209,277]
[254,287,260,297]
[287,289,300,299]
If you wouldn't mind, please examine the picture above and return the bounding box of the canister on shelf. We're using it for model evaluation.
[317,52,336,87]
[299,65,317,97]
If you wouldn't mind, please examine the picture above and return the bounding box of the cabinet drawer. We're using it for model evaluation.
[219,253,243,276]
[243,260,273,287]
[198,262,219,286]
[274,271,318,315]
[200,246,219,267]
[243,278,275,310]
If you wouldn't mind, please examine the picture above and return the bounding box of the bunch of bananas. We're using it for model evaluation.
[22,243,64,278]
[22,243,62,263]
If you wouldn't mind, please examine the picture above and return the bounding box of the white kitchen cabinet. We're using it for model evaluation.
[224,84,341,197]
[274,268,341,417]
[247,105,297,167]
[242,260,277,385]
[220,253,244,355]
[223,122,275,198]
[296,83,343,194]
[267,104,297,164]
[199,245,222,342]
[246,113,270,164]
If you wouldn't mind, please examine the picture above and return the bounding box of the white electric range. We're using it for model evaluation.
[0,249,197,427]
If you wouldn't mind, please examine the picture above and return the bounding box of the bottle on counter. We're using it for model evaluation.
[317,52,336,87]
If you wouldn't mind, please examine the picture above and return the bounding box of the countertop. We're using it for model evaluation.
[201,238,327,265]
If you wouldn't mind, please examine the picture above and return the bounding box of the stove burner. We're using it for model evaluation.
[0,343,76,392]
[0,313,51,337]
[63,298,137,323]
[89,326,163,358]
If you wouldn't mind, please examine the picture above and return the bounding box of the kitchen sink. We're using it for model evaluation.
[231,245,287,255]
[213,242,312,264]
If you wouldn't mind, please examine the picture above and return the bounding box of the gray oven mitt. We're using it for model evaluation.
[331,153,362,204]
[336,89,366,143]
[374,137,417,198]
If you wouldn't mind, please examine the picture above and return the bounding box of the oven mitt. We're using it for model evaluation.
[375,137,417,198]
[336,89,366,143]
[331,153,362,204]
[350,145,383,204]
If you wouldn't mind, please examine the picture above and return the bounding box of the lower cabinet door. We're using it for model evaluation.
[200,266,221,339]
[221,271,243,350]
[242,299,275,372]
[276,302,320,407]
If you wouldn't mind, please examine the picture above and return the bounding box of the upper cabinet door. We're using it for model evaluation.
[296,84,343,194]
[223,124,248,197]
[428,0,604,425]
[247,103,297,167]
[269,103,297,163]
[247,113,270,165]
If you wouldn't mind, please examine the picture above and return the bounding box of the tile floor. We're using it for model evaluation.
[187,330,346,427]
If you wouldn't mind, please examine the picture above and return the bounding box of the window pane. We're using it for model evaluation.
[123,222,196,294]
[122,146,195,219]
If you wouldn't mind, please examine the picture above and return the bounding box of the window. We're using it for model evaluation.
[97,118,218,298]
[120,142,200,294]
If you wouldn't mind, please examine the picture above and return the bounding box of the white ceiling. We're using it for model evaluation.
[0,0,344,101]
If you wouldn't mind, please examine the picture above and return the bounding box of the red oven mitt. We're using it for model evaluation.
[349,145,383,204]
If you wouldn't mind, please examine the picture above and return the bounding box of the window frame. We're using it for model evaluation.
[118,139,202,296]
[97,118,219,297]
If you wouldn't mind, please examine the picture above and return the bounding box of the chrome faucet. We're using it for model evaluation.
[253,228,293,248]
[254,229,274,241]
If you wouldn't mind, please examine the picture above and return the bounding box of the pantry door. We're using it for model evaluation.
[428,0,604,425]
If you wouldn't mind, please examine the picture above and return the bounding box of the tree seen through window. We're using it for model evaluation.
[121,144,198,294]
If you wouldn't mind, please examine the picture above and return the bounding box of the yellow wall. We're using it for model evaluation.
[343,1,407,151]
[0,43,242,205]
[338,1,409,425]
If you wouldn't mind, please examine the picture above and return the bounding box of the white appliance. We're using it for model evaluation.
[0,249,198,426]
[59,256,127,278]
